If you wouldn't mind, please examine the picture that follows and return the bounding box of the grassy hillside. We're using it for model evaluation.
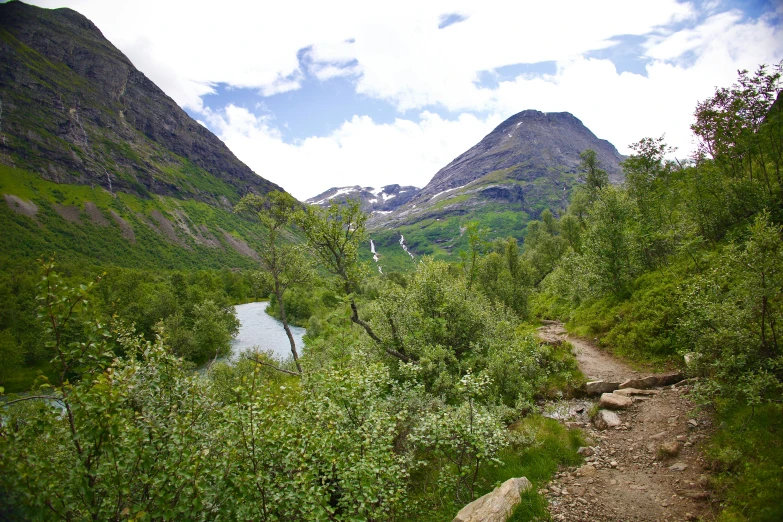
[0,164,266,271]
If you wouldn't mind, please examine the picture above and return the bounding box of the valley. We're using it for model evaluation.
[1,2,782,522]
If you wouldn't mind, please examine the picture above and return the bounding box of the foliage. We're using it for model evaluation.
[705,403,783,522]
[410,370,508,504]
[678,213,783,405]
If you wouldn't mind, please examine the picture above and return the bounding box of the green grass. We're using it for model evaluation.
[0,164,267,271]
[706,403,783,522]
[505,415,585,521]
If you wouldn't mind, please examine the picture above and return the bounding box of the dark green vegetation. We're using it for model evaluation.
[0,260,266,393]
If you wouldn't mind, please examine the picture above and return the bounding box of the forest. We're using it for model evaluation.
[0,65,781,521]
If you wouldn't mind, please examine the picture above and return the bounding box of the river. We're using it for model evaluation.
[229,301,306,361]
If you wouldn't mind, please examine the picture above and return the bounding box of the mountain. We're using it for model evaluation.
[365,110,626,272]
[369,110,624,230]
[306,184,420,213]
[0,1,281,206]
[0,1,281,270]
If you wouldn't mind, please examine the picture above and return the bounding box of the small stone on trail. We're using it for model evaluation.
[688,419,699,428]
[650,431,668,440]
[577,447,594,457]
[599,392,633,410]
[610,461,618,468]
[576,464,598,477]
[669,462,688,471]
[594,409,622,430]
[659,441,682,457]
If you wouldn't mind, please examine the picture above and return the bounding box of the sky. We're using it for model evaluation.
[24,0,783,200]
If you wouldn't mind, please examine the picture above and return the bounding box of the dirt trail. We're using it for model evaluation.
[537,323,715,522]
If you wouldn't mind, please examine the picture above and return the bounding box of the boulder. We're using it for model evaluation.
[599,393,632,410]
[619,372,685,390]
[585,380,621,395]
[453,477,532,522]
[657,372,685,386]
[619,376,659,390]
[593,409,622,430]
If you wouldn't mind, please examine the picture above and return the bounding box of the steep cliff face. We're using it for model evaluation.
[0,1,282,207]
[369,110,625,230]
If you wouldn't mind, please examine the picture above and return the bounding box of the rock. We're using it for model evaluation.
[650,431,668,440]
[599,393,632,410]
[610,461,618,468]
[453,477,532,522]
[577,447,594,457]
[585,380,621,395]
[657,372,685,386]
[576,464,597,477]
[619,372,685,390]
[668,462,688,471]
[613,388,660,397]
[688,419,699,428]
[594,410,622,430]
[618,376,659,390]
[659,441,682,458]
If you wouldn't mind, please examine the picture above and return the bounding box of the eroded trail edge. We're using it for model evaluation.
[536,323,714,522]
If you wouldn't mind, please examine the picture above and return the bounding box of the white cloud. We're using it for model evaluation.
[26,0,783,199]
[205,105,502,200]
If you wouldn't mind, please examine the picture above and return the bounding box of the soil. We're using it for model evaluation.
[537,323,716,522]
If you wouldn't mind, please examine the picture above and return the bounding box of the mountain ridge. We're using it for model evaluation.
[368,109,625,231]
[0,0,282,207]
[306,184,420,213]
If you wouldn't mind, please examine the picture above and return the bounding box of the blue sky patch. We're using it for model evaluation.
[438,13,468,29]
[475,61,558,89]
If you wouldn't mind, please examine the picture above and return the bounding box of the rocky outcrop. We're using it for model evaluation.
[453,477,532,522]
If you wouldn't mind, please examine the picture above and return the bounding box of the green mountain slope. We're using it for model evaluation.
[0,1,284,269]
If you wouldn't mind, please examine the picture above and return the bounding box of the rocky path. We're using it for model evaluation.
[537,323,715,522]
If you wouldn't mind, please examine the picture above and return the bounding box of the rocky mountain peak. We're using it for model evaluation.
[369,109,625,230]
